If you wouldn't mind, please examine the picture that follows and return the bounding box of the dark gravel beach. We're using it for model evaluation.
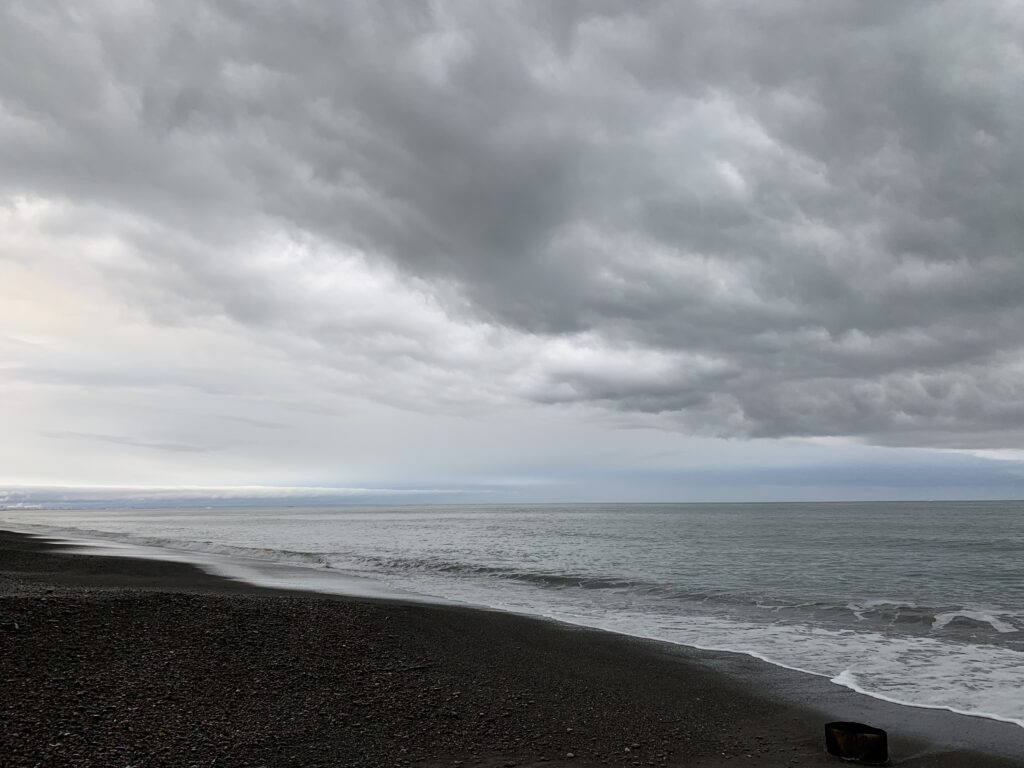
[2,530,1022,768]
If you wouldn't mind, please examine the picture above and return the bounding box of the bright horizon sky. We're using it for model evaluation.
[3,2,1024,506]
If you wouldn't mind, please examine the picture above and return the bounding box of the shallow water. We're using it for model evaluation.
[3,501,1022,726]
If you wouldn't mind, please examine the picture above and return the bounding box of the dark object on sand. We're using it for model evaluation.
[825,721,888,764]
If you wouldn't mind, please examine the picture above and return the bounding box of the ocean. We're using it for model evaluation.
[3,501,1022,727]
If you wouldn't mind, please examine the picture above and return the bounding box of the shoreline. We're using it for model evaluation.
[10,523,1024,731]
[2,529,1023,767]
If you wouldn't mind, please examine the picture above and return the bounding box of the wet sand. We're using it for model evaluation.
[2,529,1022,767]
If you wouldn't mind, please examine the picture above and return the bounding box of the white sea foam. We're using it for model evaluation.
[544,608,1024,728]
[932,610,1018,634]
[847,598,912,621]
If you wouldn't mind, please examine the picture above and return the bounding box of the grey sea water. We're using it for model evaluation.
[3,501,1023,726]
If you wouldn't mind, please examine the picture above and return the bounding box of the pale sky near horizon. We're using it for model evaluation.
[3,2,1024,505]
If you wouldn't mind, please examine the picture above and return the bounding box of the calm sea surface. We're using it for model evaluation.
[3,501,1023,725]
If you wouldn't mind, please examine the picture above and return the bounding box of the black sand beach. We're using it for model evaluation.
[2,529,1022,767]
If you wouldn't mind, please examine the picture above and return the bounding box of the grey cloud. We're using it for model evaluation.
[209,414,286,431]
[42,431,228,454]
[3,1,1024,447]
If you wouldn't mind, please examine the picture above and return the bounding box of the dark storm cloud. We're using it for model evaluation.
[3,1,1023,447]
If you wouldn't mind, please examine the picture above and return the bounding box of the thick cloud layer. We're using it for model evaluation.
[3,0,1024,455]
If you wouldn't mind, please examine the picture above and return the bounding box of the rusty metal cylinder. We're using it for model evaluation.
[824,721,888,764]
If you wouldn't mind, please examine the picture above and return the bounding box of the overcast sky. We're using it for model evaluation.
[3,1,1024,505]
